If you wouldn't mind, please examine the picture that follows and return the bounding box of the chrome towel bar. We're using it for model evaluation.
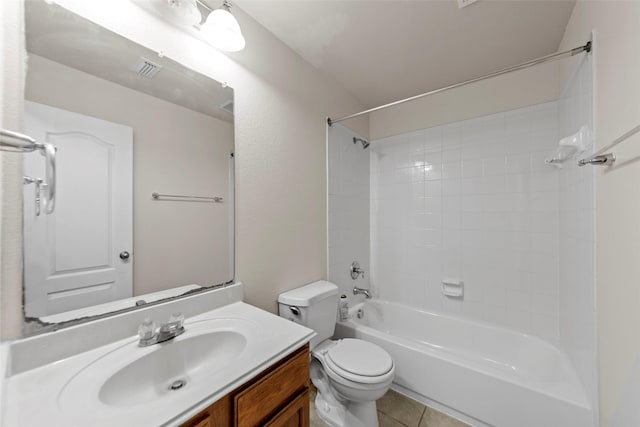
[578,123,640,167]
[152,192,223,202]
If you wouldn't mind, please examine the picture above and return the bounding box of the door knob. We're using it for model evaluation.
[119,251,130,260]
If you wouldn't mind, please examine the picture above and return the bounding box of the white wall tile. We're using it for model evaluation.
[369,101,562,339]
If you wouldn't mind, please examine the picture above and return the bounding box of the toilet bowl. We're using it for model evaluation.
[278,281,395,427]
[311,339,395,427]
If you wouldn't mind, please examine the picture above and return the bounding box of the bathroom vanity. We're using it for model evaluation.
[182,344,310,427]
[3,284,315,427]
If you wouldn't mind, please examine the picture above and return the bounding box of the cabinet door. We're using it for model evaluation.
[264,390,310,427]
[234,347,309,426]
[182,394,231,427]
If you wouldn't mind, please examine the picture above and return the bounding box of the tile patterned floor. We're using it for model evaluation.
[309,387,470,427]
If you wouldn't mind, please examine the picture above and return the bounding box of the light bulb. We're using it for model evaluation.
[201,5,246,52]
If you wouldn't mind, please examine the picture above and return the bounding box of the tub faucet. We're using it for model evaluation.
[138,313,185,347]
[353,287,372,299]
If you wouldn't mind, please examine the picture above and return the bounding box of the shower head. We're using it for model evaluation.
[353,137,370,149]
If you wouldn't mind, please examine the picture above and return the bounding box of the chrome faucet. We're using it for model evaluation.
[138,313,185,347]
[353,286,372,299]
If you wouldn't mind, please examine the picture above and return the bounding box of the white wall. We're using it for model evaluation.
[558,2,640,425]
[327,124,370,302]
[369,61,560,140]
[370,102,561,339]
[557,53,598,416]
[0,0,368,337]
[25,54,233,295]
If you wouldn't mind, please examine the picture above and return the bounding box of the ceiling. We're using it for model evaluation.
[237,0,576,108]
[25,1,234,123]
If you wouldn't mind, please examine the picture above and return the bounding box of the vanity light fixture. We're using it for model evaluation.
[136,0,246,52]
[200,0,246,52]
[149,0,202,27]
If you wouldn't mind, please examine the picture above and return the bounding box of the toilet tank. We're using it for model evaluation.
[278,281,339,349]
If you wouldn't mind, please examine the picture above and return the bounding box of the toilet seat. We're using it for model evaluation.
[323,339,394,384]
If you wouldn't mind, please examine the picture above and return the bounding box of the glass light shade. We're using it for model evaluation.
[201,7,246,52]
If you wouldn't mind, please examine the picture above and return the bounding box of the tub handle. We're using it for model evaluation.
[350,261,365,280]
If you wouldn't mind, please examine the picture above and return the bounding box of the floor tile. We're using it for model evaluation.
[309,386,469,427]
[378,410,408,427]
[310,407,328,427]
[419,406,470,427]
[377,389,426,427]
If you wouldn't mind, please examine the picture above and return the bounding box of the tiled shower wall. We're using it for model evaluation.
[371,102,561,339]
[328,124,370,300]
[558,54,597,410]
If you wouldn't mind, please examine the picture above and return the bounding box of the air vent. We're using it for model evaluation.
[130,57,163,78]
[457,0,479,8]
[219,100,234,114]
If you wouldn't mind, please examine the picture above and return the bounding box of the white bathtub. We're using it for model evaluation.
[334,300,593,427]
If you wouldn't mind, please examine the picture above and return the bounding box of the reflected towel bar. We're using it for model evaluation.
[152,192,223,202]
[0,128,42,152]
[1,128,57,214]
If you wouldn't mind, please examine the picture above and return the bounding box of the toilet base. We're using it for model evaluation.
[314,391,379,427]
[314,391,344,427]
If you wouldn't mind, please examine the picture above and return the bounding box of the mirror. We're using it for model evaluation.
[22,1,234,333]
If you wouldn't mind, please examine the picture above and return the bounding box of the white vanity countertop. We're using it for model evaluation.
[4,302,314,427]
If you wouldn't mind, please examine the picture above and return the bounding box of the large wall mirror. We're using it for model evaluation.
[23,1,235,333]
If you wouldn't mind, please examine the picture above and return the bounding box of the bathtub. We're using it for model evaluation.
[334,300,593,427]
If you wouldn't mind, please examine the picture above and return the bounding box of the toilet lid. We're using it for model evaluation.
[327,339,393,377]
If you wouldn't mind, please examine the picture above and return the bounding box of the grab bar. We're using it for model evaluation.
[0,128,57,214]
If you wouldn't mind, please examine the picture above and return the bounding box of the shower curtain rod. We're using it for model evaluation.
[327,41,591,126]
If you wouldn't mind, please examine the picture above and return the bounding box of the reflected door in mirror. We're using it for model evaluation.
[23,101,133,317]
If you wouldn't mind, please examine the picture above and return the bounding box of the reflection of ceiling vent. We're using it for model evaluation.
[219,100,234,114]
[457,0,479,8]
[130,57,163,78]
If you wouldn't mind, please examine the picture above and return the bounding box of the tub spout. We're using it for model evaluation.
[353,287,372,299]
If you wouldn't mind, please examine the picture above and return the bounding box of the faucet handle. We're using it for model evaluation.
[168,312,184,328]
[157,313,186,342]
[350,261,365,280]
[138,318,156,341]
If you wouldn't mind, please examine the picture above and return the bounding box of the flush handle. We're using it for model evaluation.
[289,306,300,316]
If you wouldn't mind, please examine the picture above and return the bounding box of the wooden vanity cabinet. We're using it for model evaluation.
[181,344,310,427]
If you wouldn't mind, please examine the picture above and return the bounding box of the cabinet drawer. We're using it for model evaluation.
[234,346,309,426]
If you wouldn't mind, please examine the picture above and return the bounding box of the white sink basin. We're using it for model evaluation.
[99,330,246,406]
[6,300,315,427]
[58,318,257,411]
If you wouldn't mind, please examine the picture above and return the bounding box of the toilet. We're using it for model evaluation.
[278,281,395,427]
